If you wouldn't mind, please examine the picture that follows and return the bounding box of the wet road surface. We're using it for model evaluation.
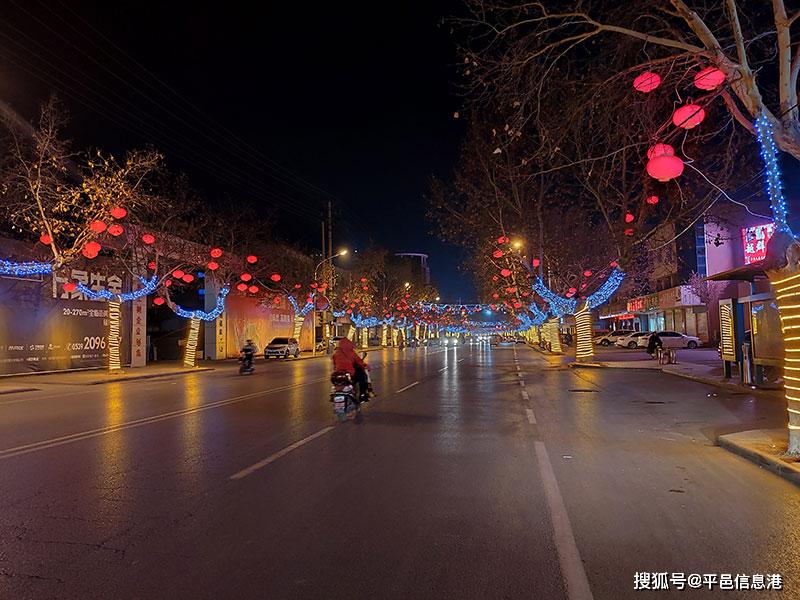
[1,345,798,599]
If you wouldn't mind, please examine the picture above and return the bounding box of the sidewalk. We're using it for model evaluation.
[718,429,800,487]
[0,362,214,386]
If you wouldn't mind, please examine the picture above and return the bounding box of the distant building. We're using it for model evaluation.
[395,253,430,284]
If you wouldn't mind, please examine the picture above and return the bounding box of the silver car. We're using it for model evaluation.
[264,337,300,359]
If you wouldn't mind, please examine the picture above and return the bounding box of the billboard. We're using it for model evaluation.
[741,223,774,265]
[0,269,131,374]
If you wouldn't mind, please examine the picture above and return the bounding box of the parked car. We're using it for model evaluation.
[264,337,300,358]
[656,331,701,349]
[615,331,652,349]
[595,330,632,346]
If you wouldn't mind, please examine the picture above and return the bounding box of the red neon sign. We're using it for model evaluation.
[742,223,774,265]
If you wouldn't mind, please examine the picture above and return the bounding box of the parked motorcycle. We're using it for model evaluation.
[239,348,255,375]
[330,371,362,423]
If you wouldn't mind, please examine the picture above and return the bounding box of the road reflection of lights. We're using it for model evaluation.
[288,360,307,425]
[179,374,205,488]
[97,382,129,516]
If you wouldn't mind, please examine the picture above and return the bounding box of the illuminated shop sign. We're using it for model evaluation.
[741,223,774,265]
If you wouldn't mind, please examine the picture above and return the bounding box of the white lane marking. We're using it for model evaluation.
[519,380,526,387]
[525,408,537,425]
[521,390,530,402]
[0,378,328,461]
[396,381,420,394]
[438,366,448,372]
[533,441,594,600]
[457,358,465,363]
[230,426,336,480]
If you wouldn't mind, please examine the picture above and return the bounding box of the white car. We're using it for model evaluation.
[615,331,652,349]
[656,331,701,349]
[595,330,634,346]
[264,337,300,358]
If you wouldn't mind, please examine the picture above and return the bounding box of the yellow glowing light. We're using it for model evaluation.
[183,317,200,368]
[575,304,594,362]
[107,300,122,372]
[719,304,735,358]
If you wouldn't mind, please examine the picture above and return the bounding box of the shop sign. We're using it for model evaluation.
[742,223,774,265]
[627,297,645,312]
[645,293,660,311]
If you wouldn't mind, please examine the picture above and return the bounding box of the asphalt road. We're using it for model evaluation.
[0,345,798,599]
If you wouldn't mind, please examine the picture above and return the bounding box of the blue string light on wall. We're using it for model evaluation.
[754,112,794,236]
[172,287,229,321]
[0,260,53,277]
[76,275,158,302]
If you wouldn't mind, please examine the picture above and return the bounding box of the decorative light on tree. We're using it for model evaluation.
[646,143,684,182]
[633,71,661,92]
[672,104,706,129]
[693,67,725,91]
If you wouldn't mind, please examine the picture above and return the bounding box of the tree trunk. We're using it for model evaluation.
[575,304,594,362]
[766,239,800,455]
[107,300,123,372]
[381,324,388,347]
[183,317,201,368]
[546,319,563,354]
[292,314,305,340]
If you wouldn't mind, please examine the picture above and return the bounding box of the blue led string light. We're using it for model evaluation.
[530,303,548,325]
[754,112,794,236]
[0,260,53,276]
[586,268,625,309]
[76,275,158,302]
[533,277,577,317]
[287,295,316,316]
[172,287,229,321]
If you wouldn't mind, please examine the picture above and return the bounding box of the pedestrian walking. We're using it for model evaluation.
[646,332,662,358]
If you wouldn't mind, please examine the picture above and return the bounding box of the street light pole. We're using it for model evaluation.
[314,249,347,355]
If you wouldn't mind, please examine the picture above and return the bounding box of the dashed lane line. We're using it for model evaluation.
[521,390,530,402]
[525,408,537,425]
[396,381,420,394]
[230,426,336,480]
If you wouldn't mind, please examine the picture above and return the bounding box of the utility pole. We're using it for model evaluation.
[327,200,335,345]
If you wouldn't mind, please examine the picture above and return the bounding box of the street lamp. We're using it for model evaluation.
[435,296,440,301]
[404,282,411,288]
[313,248,348,355]
[512,240,523,250]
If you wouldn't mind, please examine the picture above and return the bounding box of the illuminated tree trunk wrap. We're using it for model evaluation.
[547,319,562,354]
[292,314,305,340]
[107,300,123,372]
[183,317,201,368]
[575,304,594,362]
[381,325,388,347]
[361,327,369,349]
[768,261,800,454]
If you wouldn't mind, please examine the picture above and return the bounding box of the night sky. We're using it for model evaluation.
[0,0,475,300]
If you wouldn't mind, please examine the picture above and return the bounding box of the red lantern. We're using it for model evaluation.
[89,220,107,233]
[165,279,173,287]
[646,195,660,205]
[360,277,367,283]
[240,273,252,282]
[647,155,684,182]
[39,233,52,245]
[580,283,587,290]
[294,283,302,289]
[173,269,185,279]
[107,224,124,236]
[610,261,619,267]
[492,249,503,259]
[362,285,369,291]
[346,308,352,315]
[532,258,540,267]
[153,297,165,306]
[182,274,194,283]
[625,213,635,223]
[624,228,634,236]
[236,283,248,292]
[148,261,156,270]
[633,71,661,93]
[63,282,77,292]
[109,206,127,219]
[311,282,318,289]
[246,255,258,264]
[500,268,512,277]
[694,67,725,91]
[82,241,101,258]
[270,273,281,282]
[647,143,674,159]
[568,287,577,294]
[492,293,499,299]
[497,235,509,244]
[522,291,530,297]
[583,270,593,277]
[513,301,522,309]
[210,247,223,258]
[248,285,259,294]
[273,296,281,304]
[141,233,155,244]
[492,275,499,282]
[672,104,705,129]
[207,261,219,271]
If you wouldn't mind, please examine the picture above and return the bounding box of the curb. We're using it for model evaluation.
[0,387,40,396]
[661,368,784,399]
[717,431,800,488]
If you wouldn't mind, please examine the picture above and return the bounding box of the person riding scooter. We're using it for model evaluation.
[332,337,367,401]
[240,339,257,373]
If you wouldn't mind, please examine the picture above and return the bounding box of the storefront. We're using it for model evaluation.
[625,286,709,342]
